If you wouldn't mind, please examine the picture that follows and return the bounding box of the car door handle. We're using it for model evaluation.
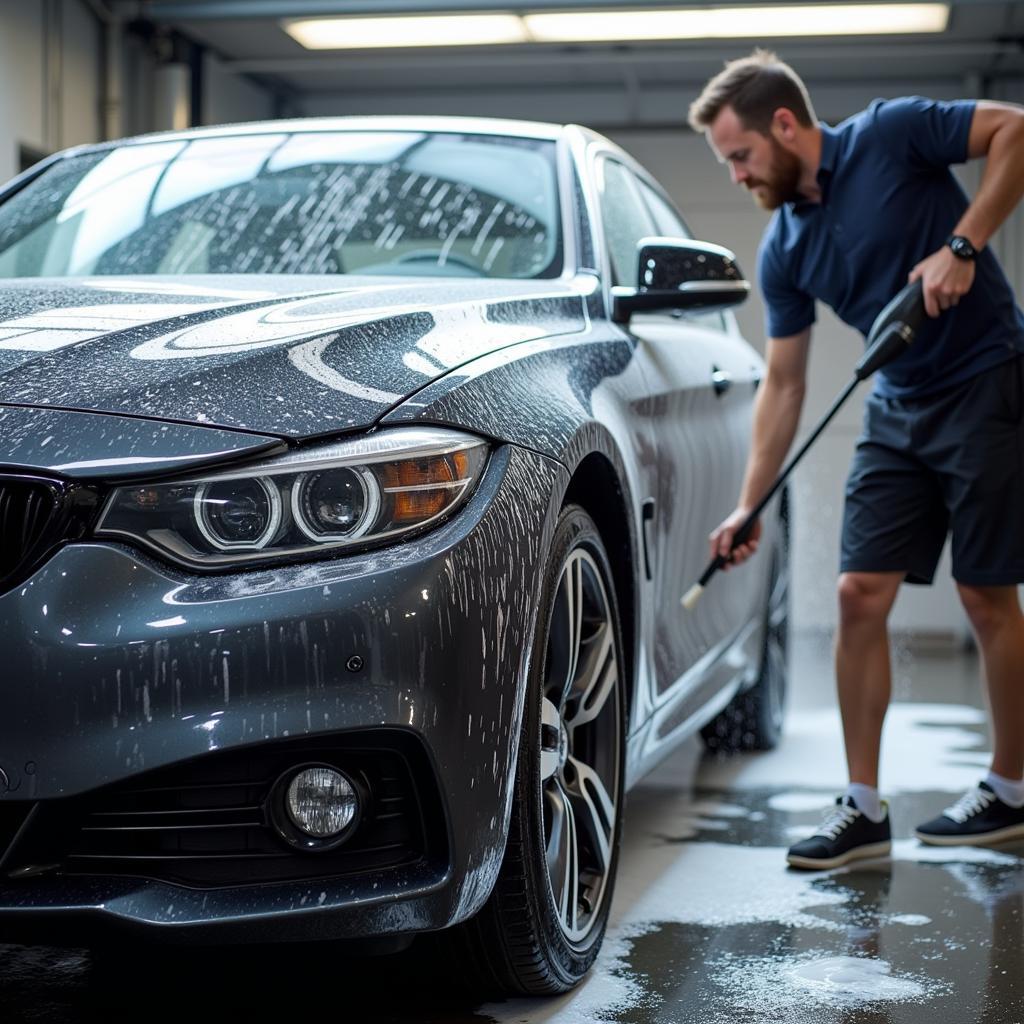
[711,367,733,397]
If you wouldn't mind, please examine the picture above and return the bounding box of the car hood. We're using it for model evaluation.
[0,275,589,438]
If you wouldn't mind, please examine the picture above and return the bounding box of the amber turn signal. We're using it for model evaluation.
[378,452,469,489]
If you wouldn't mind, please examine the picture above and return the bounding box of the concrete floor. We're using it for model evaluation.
[2,632,1021,1023]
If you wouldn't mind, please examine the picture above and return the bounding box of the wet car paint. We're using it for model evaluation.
[0,444,572,940]
[0,277,589,437]
[382,295,777,784]
[0,118,778,951]
[0,405,282,479]
[1,638,1020,1022]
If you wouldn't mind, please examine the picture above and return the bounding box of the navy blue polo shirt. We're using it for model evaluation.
[757,96,1024,399]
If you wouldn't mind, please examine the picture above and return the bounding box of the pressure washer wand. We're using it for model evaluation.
[681,278,926,612]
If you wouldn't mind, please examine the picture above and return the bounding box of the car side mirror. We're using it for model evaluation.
[612,237,750,323]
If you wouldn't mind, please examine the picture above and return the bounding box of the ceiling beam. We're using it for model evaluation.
[221,40,1021,74]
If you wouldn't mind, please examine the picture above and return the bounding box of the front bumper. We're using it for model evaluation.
[0,443,567,943]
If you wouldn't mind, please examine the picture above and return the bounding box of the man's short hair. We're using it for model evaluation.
[688,50,816,135]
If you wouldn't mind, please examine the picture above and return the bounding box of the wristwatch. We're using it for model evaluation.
[946,234,978,261]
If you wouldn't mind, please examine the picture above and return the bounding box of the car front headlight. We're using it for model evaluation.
[95,427,489,568]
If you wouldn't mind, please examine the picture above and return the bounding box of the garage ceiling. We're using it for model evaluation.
[121,0,1024,100]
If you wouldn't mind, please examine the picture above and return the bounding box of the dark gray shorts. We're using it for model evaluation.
[841,353,1024,586]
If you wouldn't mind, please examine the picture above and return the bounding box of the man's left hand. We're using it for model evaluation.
[908,247,976,318]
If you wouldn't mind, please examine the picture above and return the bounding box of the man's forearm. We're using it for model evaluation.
[958,112,1024,249]
[738,375,805,511]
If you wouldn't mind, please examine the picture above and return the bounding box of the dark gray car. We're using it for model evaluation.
[0,117,787,994]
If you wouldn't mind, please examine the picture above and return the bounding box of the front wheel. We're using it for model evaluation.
[462,504,627,995]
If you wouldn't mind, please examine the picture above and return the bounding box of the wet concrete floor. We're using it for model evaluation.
[2,632,1021,1023]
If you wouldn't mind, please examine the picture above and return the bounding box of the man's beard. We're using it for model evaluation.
[746,140,802,210]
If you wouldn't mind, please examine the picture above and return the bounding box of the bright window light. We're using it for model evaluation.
[284,14,528,49]
[525,4,950,42]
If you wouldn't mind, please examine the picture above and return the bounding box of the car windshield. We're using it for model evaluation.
[0,130,562,280]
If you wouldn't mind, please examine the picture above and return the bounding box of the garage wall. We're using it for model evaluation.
[203,53,276,127]
[0,2,278,183]
[120,30,159,140]
[992,79,1024,293]
[0,0,101,183]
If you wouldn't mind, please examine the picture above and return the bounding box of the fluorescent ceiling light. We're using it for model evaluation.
[284,4,949,50]
[284,14,527,49]
[525,4,950,42]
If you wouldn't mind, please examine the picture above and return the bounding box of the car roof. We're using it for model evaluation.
[95,115,571,151]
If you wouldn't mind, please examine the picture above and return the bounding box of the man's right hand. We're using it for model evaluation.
[709,508,761,569]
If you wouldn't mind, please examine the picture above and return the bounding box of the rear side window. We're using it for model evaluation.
[597,159,656,286]
[636,179,691,239]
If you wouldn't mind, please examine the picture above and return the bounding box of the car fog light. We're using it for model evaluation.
[286,767,358,838]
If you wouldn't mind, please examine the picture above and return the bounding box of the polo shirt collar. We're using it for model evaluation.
[792,121,839,211]
[817,121,839,178]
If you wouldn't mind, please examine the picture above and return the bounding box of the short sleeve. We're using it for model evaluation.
[757,231,815,339]
[873,96,975,169]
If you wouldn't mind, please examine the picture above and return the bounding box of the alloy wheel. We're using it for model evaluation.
[539,546,621,946]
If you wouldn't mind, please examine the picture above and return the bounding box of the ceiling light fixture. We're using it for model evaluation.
[283,4,949,50]
[284,13,528,49]
[525,3,950,41]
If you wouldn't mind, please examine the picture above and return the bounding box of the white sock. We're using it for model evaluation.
[845,783,885,823]
[985,771,1024,808]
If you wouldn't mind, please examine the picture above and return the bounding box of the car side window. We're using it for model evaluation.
[637,178,727,332]
[598,159,657,286]
[636,179,691,239]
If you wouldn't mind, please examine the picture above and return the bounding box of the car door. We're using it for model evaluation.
[596,156,759,700]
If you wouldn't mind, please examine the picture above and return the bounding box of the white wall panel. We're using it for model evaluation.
[0,0,103,182]
[203,53,275,127]
[0,0,47,182]
[59,0,100,149]
[121,33,157,139]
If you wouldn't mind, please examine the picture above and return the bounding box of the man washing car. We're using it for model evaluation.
[688,51,1024,868]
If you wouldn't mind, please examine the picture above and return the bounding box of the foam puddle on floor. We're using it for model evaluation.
[789,955,926,1000]
[887,913,932,926]
[768,793,837,814]
[702,952,947,1022]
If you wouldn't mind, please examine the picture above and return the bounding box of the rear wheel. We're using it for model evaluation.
[462,504,627,995]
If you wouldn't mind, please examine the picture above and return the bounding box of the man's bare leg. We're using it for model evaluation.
[957,584,1024,783]
[785,569,903,868]
[914,583,1024,844]
[835,571,905,789]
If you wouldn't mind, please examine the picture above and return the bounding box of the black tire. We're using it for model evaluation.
[701,498,790,754]
[460,504,627,995]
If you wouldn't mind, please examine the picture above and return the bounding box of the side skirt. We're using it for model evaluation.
[625,614,761,789]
